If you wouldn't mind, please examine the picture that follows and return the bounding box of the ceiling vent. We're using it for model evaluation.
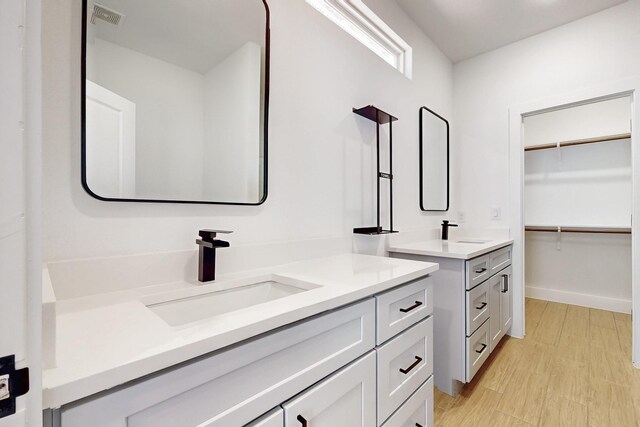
[90,3,125,26]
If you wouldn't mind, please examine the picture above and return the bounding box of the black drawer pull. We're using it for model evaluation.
[416,424,423,427]
[400,301,423,313]
[297,415,307,427]
[475,267,487,274]
[475,343,487,354]
[475,302,487,310]
[399,356,423,374]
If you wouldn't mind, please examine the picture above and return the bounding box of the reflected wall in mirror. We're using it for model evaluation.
[419,107,449,211]
[82,0,270,205]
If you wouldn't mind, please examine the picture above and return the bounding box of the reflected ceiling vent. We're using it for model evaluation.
[90,3,125,26]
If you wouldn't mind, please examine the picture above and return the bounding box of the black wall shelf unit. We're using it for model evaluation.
[353,105,398,235]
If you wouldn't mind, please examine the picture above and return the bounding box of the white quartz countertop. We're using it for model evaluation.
[43,253,438,409]
[388,238,513,260]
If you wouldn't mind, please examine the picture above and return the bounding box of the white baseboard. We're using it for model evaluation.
[525,286,631,314]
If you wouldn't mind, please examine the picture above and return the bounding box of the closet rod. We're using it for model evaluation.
[524,132,631,152]
[525,226,631,235]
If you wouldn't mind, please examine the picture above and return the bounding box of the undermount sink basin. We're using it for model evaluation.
[147,276,319,327]
[454,239,491,244]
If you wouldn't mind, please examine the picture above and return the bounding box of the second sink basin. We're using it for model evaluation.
[147,276,319,327]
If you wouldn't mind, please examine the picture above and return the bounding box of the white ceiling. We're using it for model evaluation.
[395,0,629,63]
[90,0,266,74]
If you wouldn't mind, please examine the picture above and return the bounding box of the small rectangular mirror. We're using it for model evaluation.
[82,0,270,205]
[419,107,449,211]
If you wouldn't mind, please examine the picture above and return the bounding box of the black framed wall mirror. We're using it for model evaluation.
[419,107,449,211]
[81,0,270,205]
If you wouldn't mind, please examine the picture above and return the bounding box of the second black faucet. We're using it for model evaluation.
[441,220,458,240]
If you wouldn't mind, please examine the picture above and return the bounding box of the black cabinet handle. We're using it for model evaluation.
[475,343,487,354]
[416,424,423,427]
[297,415,307,427]
[502,274,509,293]
[475,302,487,310]
[400,301,423,313]
[399,356,423,374]
[475,267,487,274]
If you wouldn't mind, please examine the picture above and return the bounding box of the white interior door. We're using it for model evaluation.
[0,0,40,425]
[86,80,136,198]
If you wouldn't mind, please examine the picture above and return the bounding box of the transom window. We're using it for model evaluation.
[305,0,413,78]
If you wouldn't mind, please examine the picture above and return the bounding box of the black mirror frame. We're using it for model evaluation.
[419,106,450,212]
[80,0,271,206]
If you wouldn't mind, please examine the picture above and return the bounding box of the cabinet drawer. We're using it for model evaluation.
[465,280,490,336]
[246,408,283,427]
[466,255,490,290]
[465,319,490,382]
[283,351,376,427]
[489,245,512,276]
[377,317,434,425]
[381,376,433,427]
[376,277,433,345]
[61,299,375,427]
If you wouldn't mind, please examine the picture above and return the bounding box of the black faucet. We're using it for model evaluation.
[196,229,232,282]
[441,220,458,241]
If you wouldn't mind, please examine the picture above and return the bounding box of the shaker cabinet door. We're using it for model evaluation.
[283,352,376,427]
[489,274,503,351]
[500,266,513,334]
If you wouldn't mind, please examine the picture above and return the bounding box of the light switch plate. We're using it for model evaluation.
[490,207,501,220]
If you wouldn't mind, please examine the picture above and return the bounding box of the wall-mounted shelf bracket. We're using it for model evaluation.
[353,105,398,235]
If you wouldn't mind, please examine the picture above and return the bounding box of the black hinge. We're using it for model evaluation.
[0,355,30,419]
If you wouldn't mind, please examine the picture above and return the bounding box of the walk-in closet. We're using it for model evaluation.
[523,96,633,350]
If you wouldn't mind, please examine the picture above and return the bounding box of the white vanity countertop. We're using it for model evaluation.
[388,238,513,260]
[43,253,438,409]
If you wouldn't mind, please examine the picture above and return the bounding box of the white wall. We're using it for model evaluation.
[524,97,632,227]
[524,232,632,311]
[523,97,631,149]
[525,141,631,226]
[453,0,640,229]
[203,42,262,202]
[42,0,453,261]
[87,38,205,200]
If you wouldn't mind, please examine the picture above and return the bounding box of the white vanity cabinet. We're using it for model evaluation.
[390,244,512,396]
[53,276,435,427]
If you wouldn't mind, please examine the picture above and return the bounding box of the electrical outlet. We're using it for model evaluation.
[491,207,501,220]
[457,211,465,223]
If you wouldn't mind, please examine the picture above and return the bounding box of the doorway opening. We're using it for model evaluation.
[509,82,640,369]
[523,95,633,362]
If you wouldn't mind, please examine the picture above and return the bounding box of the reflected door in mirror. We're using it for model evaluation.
[82,0,270,204]
[419,107,449,211]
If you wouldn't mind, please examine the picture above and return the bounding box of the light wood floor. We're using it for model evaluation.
[434,298,638,426]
